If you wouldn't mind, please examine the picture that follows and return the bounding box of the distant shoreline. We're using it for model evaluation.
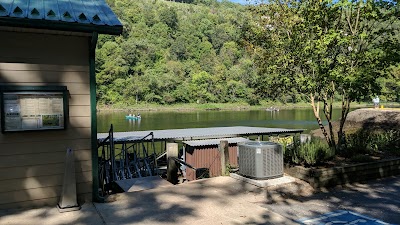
[96,102,399,112]
[97,103,310,112]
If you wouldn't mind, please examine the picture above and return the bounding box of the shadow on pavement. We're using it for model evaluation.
[1,175,398,225]
[94,176,294,225]
[260,175,400,224]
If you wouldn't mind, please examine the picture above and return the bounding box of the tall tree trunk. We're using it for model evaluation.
[322,82,336,151]
[337,92,351,153]
[323,98,336,151]
[310,93,332,146]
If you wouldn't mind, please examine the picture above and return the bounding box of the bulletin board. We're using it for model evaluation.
[1,86,68,132]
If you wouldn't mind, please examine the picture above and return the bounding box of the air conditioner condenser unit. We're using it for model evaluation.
[238,141,283,179]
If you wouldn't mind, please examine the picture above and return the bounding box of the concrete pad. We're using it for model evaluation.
[230,173,296,188]
[115,176,173,192]
[94,176,297,225]
[0,203,103,225]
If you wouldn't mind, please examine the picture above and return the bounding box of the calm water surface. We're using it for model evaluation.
[97,108,344,133]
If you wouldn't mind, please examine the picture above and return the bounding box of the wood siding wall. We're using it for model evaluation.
[185,145,239,181]
[0,30,92,209]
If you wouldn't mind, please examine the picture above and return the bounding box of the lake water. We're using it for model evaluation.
[97,108,344,133]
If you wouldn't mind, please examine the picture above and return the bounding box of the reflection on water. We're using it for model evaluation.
[125,117,141,129]
[97,108,345,133]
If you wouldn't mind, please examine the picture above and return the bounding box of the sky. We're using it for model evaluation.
[229,0,249,4]
[226,0,258,5]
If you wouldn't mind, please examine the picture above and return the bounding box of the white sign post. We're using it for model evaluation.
[57,148,81,212]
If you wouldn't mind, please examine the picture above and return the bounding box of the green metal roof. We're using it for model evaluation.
[0,0,122,35]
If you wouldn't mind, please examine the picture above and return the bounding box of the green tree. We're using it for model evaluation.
[190,71,216,102]
[159,7,179,30]
[379,64,400,102]
[245,0,400,152]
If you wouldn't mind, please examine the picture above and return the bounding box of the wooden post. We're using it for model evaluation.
[219,140,229,176]
[166,143,179,184]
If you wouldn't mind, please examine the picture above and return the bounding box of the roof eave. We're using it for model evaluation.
[0,17,123,35]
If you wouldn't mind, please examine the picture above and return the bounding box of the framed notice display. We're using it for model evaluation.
[0,86,68,132]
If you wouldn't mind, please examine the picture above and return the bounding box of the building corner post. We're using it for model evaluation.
[89,32,103,203]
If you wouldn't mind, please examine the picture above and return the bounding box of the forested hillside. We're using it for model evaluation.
[96,0,400,107]
[96,0,259,106]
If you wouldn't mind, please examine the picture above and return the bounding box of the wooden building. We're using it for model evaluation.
[184,138,248,181]
[0,0,122,209]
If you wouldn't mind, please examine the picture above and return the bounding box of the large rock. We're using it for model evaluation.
[346,108,400,126]
[311,108,400,137]
[346,109,400,129]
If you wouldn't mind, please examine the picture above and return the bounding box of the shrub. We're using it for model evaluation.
[345,129,400,157]
[270,136,293,146]
[284,136,334,166]
[283,129,400,167]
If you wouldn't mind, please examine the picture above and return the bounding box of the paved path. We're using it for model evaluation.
[93,176,294,225]
[0,176,398,225]
[261,176,400,224]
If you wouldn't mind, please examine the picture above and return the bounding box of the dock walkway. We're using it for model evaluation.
[97,126,304,143]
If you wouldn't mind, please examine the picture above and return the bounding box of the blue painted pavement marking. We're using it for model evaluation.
[298,210,396,225]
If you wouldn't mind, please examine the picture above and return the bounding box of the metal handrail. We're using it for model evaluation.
[97,125,161,195]
[171,157,197,171]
